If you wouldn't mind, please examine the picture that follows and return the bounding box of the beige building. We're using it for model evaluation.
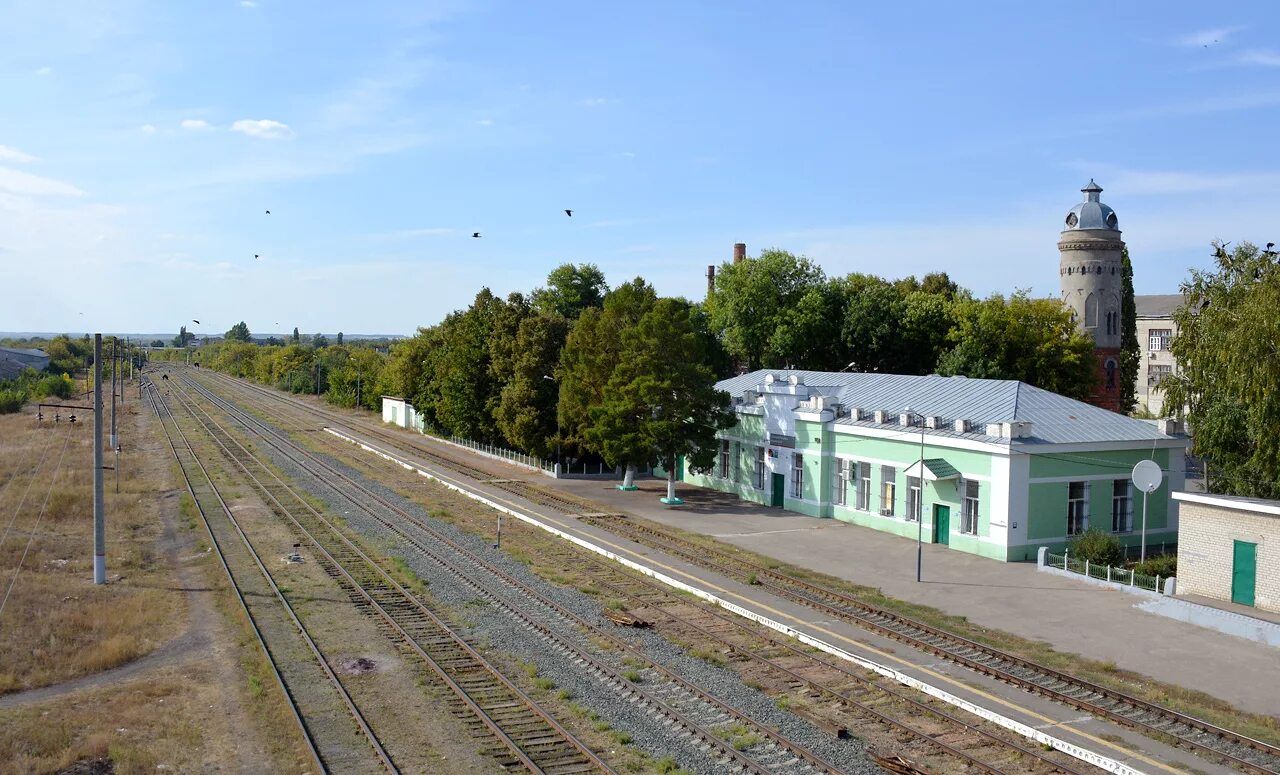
[1173,491,1278,613]
[1135,294,1182,417]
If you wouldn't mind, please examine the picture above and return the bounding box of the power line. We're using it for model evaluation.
[0,427,72,623]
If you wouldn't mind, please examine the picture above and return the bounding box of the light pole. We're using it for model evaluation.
[542,375,560,474]
[906,406,925,583]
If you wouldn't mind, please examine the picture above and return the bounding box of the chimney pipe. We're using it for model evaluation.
[733,242,746,263]
[706,265,716,297]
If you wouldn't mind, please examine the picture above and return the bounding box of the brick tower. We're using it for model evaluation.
[1059,180,1124,411]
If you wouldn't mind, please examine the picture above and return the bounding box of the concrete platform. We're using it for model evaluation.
[318,422,1265,775]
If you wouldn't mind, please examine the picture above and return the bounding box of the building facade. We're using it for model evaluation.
[682,370,1187,562]
[1134,294,1182,417]
[0,347,50,381]
[1059,180,1125,411]
[1173,491,1278,613]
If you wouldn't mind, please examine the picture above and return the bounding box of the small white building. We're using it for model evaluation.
[381,396,425,432]
[1173,491,1278,612]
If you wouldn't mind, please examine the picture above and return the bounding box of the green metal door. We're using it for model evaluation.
[771,473,786,508]
[934,505,950,545]
[1232,540,1257,607]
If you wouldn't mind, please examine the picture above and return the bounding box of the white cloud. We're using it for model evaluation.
[477,118,494,126]
[240,0,257,6]
[621,151,636,159]
[1236,49,1280,67]
[1174,26,1241,47]
[34,66,51,76]
[579,97,611,107]
[231,119,295,139]
[140,124,157,134]
[1071,163,1280,196]
[180,118,211,130]
[0,167,86,197]
[0,145,39,164]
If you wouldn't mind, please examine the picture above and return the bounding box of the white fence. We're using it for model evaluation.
[1042,549,1173,595]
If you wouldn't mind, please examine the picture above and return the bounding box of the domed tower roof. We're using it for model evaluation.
[1062,179,1120,233]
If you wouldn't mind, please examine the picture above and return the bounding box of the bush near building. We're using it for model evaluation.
[1067,528,1125,567]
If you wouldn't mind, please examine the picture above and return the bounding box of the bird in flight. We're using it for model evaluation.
[565,209,573,217]
[254,254,260,260]
[1267,242,1275,250]
[265,210,271,215]
[472,232,481,238]
[193,319,201,324]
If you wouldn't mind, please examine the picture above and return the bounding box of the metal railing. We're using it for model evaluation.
[446,435,554,474]
[1046,550,1168,593]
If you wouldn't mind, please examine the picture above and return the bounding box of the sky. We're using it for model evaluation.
[2,1,1279,338]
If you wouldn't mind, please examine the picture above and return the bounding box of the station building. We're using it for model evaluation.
[680,369,1187,562]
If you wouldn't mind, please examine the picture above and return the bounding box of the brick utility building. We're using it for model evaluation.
[682,370,1187,562]
[1173,491,1277,612]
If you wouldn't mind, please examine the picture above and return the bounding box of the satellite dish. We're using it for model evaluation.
[1131,460,1162,494]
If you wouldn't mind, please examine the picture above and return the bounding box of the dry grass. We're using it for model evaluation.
[0,402,180,694]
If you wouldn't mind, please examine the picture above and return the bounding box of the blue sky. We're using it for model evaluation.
[2,1,1278,337]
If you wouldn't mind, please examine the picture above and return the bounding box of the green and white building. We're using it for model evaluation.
[681,370,1188,562]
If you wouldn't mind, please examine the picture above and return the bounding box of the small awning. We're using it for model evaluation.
[904,458,961,481]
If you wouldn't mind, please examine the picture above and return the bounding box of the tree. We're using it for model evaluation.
[708,249,826,369]
[433,289,507,441]
[531,263,608,320]
[336,331,344,345]
[493,314,570,457]
[226,321,251,342]
[586,298,735,497]
[292,327,300,344]
[1119,248,1139,414]
[172,326,195,348]
[1163,241,1280,497]
[768,280,848,371]
[558,278,657,452]
[150,339,165,348]
[312,333,329,349]
[936,291,1097,400]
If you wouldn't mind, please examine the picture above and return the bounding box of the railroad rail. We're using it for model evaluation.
[169,368,846,775]
[160,374,615,775]
[185,367,1280,775]
[144,380,395,775]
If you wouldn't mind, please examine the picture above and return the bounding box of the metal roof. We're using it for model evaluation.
[1062,179,1120,233]
[718,369,1176,445]
[0,347,49,359]
[1135,294,1184,318]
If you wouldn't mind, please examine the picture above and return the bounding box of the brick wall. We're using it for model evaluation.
[1176,501,1278,612]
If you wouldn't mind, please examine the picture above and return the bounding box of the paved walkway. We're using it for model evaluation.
[547,476,1280,719]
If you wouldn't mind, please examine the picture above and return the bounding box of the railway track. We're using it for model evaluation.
[145,380,395,775]
[170,368,847,775]
[160,374,615,775]
[186,367,1280,775]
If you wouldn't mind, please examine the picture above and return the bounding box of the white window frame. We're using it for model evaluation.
[1067,481,1089,535]
[791,453,804,498]
[906,476,921,522]
[719,439,730,479]
[833,459,848,506]
[1111,479,1133,533]
[732,443,741,484]
[880,465,896,517]
[1148,329,1172,351]
[754,446,765,490]
[856,462,871,511]
[961,479,979,535]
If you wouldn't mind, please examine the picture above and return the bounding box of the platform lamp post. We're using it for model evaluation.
[542,375,561,476]
[906,407,925,583]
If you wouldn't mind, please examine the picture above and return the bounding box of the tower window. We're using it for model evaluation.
[1066,213,1078,228]
[1105,359,1117,387]
[1084,293,1098,328]
[1106,212,1118,229]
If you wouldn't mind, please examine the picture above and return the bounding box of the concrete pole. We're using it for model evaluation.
[93,334,106,585]
[110,337,118,449]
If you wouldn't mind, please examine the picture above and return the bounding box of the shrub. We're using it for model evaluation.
[33,374,74,399]
[0,388,27,414]
[1133,553,1177,578]
[1067,528,1124,567]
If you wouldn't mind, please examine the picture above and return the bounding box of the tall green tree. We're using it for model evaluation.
[586,298,735,496]
[312,333,329,348]
[936,291,1097,400]
[493,314,570,457]
[558,278,657,452]
[172,326,195,348]
[1119,248,1139,414]
[434,289,507,441]
[1163,241,1280,497]
[225,321,251,342]
[336,331,344,345]
[531,263,608,320]
[768,280,848,371]
[291,327,300,344]
[708,249,826,369]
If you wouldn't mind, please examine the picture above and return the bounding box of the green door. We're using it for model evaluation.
[934,504,950,545]
[1232,540,1257,607]
[771,473,786,508]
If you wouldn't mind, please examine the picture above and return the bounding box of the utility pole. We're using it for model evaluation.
[110,337,118,449]
[93,334,106,585]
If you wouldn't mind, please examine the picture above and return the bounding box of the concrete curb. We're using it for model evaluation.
[325,427,1148,775]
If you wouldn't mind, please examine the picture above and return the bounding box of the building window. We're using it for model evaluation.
[1148,364,1172,388]
[856,462,871,511]
[1111,480,1133,533]
[732,443,741,483]
[1084,293,1098,328]
[719,439,730,478]
[961,479,979,535]
[1067,481,1089,535]
[906,476,921,522]
[1149,329,1172,351]
[791,453,804,498]
[833,459,848,506]
[880,465,896,516]
[1105,359,1117,388]
[754,447,765,490]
